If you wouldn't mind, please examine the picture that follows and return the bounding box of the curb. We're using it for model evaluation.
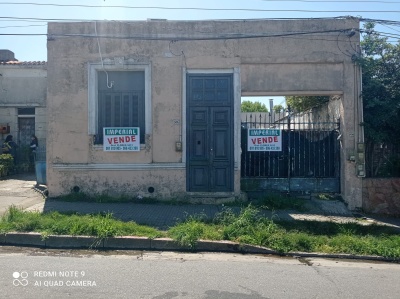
[0,232,398,263]
[0,233,279,254]
[32,185,48,199]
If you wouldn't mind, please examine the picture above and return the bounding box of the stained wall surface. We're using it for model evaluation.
[0,64,47,146]
[47,18,363,208]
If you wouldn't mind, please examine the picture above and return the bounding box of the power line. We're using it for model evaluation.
[372,31,400,38]
[0,18,398,39]
[0,33,46,36]
[0,28,357,40]
[380,24,400,33]
[0,24,46,29]
[0,16,96,22]
[0,33,362,43]
[0,3,399,13]
[360,18,400,26]
[0,16,399,25]
[0,17,398,31]
[262,0,400,2]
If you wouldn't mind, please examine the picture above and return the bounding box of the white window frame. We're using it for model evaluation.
[88,62,152,144]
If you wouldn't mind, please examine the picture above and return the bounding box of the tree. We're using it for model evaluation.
[273,104,285,113]
[285,96,329,112]
[358,23,400,176]
[241,100,268,112]
[359,23,400,145]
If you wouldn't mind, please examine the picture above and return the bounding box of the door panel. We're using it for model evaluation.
[213,130,228,158]
[193,130,207,158]
[187,74,234,192]
[214,167,228,188]
[191,166,208,190]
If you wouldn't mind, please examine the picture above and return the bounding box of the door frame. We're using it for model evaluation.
[182,68,241,193]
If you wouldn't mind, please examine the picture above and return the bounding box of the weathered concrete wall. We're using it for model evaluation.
[291,96,341,124]
[47,18,362,207]
[0,66,46,106]
[49,167,186,199]
[0,64,47,144]
[363,178,400,215]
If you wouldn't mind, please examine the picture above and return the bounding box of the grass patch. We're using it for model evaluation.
[0,205,163,240]
[252,193,308,211]
[168,206,400,258]
[1,205,399,258]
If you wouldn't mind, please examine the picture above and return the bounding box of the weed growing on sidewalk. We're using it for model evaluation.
[1,205,399,258]
[0,205,163,239]
[168,205,400,258]
[254,194,307,211]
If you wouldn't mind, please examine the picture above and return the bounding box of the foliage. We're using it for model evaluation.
[253,193,307,211]
[285,96,330,112]
[217,206,282,247]
[2,205,400,258]
[0,154,14,176]
[241,100,268,112]
[0,205,162,239]
[170,206,400,257]
[359,23,400,146]
[358,23,400,177]
[273,104,285,113]
[168,217,221,249]
[16,146,31,164]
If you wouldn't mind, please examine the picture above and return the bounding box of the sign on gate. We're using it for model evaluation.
[103,127,140,151]
[247,128,282,151]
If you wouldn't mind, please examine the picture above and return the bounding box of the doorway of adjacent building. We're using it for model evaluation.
[186,74,234,192]
[18,116,35,146]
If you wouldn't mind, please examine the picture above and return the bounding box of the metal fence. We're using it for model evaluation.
[241,111,340,180]
[366,141,400,177]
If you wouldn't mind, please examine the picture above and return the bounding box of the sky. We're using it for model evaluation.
[1,0,399,107]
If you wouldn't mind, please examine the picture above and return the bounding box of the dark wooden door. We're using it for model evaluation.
[187,74,234,192]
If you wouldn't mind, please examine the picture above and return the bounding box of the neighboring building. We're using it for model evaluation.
[0,50,47,150]
[46,18,364,209]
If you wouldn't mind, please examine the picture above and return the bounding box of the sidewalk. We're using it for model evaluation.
[0,173,44,216]
[25,198,400,231]
[2,173,400,231]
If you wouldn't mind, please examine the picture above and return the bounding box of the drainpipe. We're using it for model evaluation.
[287,105,291,193]
[269,98,274,125]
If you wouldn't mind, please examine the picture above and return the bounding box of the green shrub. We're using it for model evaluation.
[0,154,14,176]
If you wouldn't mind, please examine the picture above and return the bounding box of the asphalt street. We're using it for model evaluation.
[1,247,400,299]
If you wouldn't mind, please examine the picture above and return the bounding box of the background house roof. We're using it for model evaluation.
[0,61,46,65]
[0,49,45,65]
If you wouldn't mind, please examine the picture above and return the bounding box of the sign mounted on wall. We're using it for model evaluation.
[247,128,282,151]
[103,127,140,151]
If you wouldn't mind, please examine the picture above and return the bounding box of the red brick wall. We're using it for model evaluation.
[363,178,400,215]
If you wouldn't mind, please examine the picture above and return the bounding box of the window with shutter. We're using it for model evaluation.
[94,71,145,144]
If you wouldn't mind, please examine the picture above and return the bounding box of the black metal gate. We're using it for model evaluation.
[241,111,340,193]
